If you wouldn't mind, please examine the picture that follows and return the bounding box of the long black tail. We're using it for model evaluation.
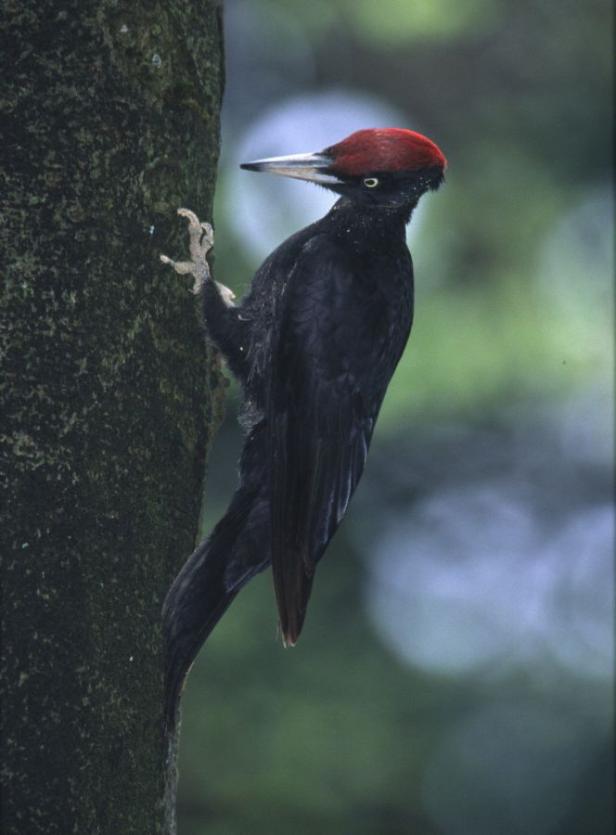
[162,489,269,730]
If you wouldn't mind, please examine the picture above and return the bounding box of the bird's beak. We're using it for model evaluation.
[240,152,340,185]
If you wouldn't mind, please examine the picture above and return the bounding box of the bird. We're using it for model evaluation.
[160,127,446,728]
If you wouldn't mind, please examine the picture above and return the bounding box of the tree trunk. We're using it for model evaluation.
[0,2,224,832]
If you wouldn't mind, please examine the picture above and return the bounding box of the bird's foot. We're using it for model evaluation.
[160,208,215,295]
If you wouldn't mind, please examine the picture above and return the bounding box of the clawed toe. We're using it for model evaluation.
[215,282,236,307]
[160,208,214,294]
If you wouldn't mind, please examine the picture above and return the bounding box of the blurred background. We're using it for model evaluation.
[178,1,614,833]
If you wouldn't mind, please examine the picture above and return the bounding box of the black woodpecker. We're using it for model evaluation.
[160,128,446,727]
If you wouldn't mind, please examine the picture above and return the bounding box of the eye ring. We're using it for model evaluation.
[363,177,379,188]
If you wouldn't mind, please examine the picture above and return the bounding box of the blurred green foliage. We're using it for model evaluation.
[351,0,497,42]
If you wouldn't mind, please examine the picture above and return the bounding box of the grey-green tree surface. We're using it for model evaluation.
[0,2,224,832]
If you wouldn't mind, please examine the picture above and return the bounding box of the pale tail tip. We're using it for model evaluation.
[280,626,298,649]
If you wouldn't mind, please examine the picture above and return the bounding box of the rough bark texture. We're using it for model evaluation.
[0,2,224,832]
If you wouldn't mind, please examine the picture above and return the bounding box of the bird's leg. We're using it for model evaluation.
[160,208,251,383]
[160,208,235,304]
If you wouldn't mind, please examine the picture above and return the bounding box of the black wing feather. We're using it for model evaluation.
[267,240,382,645]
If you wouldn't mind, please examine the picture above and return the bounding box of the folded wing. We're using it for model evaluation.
[267,240,380,645]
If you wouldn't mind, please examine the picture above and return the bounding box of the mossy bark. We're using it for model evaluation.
[0,2,224,832]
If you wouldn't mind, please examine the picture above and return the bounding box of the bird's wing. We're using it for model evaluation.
[267,239,381,646]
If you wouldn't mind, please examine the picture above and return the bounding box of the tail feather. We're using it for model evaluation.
[162,490,270,731]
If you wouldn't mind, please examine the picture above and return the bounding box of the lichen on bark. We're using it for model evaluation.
[0,2,225,832]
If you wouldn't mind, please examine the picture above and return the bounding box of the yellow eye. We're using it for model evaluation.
[363,177,379,188]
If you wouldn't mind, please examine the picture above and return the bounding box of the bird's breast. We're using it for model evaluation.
[313,254,413,388]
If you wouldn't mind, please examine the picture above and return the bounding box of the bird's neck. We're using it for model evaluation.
[324,197,414,250]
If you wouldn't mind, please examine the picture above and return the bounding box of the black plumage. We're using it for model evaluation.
[162,128,446,727]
